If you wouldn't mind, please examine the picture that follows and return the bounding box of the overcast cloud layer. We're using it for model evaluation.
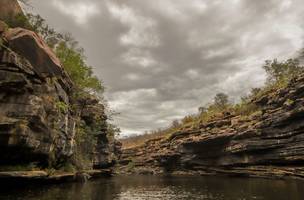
[27,0,304,136]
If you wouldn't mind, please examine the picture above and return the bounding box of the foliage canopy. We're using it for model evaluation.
[55,42,103,93]
[263,58,302,84]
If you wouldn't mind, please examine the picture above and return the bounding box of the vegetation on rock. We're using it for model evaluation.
[117,64,304,179]
[121,57,304,148]
[24,14,121,169]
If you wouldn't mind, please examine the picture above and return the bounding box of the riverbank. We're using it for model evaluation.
[0,169,112,186]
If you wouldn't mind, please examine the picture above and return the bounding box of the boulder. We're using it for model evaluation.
[4,28,73,91]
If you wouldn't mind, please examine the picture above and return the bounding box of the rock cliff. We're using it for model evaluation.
[0,0,23,22]
[0,22,119,171]
[117,74,304,180]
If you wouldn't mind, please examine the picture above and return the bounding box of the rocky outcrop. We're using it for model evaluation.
[4,27,72,88]
[77,95,120,169]
[0,169,112,185]
[117,75,304,180]
[0,26,74,166]
[0,22,119,171]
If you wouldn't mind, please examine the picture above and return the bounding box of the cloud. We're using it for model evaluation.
[122,48,158,68]
[110,88,158,109]
[185,69,200,79]
[52,0,100,25]
[31,0,304,135]
[124,73,141,81]
[107,2,160,47]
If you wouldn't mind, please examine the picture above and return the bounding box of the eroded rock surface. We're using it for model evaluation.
[117,75,304,180]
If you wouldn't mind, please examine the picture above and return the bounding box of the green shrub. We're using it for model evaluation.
[55,42,103,93]
[263,59,302,84]
[71,121,97,170]
[55,101,69,113]
[284,99,294,107]
[5,13,32,29]
[181,115,196,124]
[61,162,76,173]
[234,102,259,116]
[127,161,135,171]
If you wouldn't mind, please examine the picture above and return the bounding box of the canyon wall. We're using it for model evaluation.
[118,74,304,180]
[0,22,119,171]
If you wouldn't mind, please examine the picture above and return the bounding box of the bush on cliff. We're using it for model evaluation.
[5,13,32,30]
[252,59,303,99]
[263,58,301,84]
[55,41,103,93]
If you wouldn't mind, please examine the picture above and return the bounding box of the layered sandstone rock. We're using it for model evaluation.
[76,95,120,169]
[0,26,74,166]
[117,74,304,180]
[0,23,119,170]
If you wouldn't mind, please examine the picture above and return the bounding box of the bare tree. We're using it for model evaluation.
[214,93,229,108]
[18,0,32,7]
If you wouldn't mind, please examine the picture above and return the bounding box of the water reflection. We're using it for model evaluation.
[0,175,303,200]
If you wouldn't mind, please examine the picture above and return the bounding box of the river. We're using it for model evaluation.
[0,175,303,200]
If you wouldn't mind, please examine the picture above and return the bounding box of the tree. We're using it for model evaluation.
[55,41,103,93]
[26,14,62,48]
[107,123,121,138]
[171,120,180,128]
[198,106,207,114]
[4,13,32,29]
[263,59,302,84]
[214,93,229,108]
[250,88,261,96]
[18,0,31,6]
[182,115,195,124]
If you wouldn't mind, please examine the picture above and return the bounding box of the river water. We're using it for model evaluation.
[0,175,303,200]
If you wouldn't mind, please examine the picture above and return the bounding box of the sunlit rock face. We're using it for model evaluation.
[117,74,304,179]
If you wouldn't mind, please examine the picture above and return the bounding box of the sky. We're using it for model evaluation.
[24,0,304,136]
